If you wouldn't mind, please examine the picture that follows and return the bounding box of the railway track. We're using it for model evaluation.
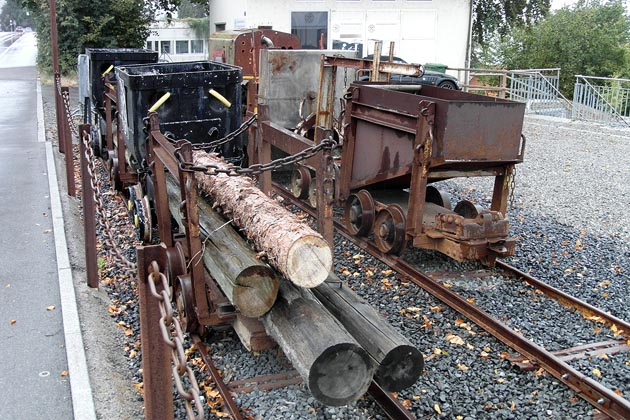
[272,183,630,420]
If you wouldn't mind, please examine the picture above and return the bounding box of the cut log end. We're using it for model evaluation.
[286,236,333,288]
[308,343,374,407]
[375,345,424,392]
[232,266,279,318]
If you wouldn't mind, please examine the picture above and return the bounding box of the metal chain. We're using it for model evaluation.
[147,261,205,420]
[189,113,258,151]
[177,137,337,178]
[508,166,517,210]
[55,73,62,96]
[80,129,137,272]
[61,89,79,136]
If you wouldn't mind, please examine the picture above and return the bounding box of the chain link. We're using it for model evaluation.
[61,89,79,136]
[80,129,137,272]
[508,165,517,210]
[191,113,258,151]
[177,137,337,178]
[148,262,205,420]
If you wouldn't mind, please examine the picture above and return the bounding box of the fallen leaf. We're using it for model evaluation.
[614,389,623,397]
[9,319,16,325]
[457,363,469,371]
[480,351,490,359]
[483,346,491,352]
[430,305,444,312]
[133,382,144,395]
[46,305,55,311]
[496,378,505,383]
[434,348,442,355]
[442,282,453,289]
[466,297,476,304]
[446,333,465,345]
[407,307,422,312]
[534,368,545,377]
[568,397,578,403]
[466,343,474,350]
[434,403,442,414]
[598,280,611,288]
[599,353,609,360]
[60,370,68,377]
[455,319,465,325]
[510,401,516,410]
[402,399,411,407]
[129,350,137,359]
[592,368,602,377]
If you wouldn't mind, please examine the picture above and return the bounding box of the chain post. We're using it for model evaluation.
[61,87,76,197]
[79,124,99,288]
[137,244,174,420]
[138,246,206,420]
[80,127,137,273]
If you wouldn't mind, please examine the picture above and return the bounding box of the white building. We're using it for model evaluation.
[208,0,473,68]
[146,19,208,62]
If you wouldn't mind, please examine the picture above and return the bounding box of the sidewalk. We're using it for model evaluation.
[0,65,95,419]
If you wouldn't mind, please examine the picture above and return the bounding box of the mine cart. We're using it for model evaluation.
[115,60,243,171]
[252,45,526,263]
[85,48,158,119]
[339,83,526,261]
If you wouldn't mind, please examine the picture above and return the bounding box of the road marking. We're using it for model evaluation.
[45,135,97,418]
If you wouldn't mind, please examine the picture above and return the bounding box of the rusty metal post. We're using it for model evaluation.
[49,0,64,153]
[61,87,76,197]
[78,124,98,289]
[137,244,174,420]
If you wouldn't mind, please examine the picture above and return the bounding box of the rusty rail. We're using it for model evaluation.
[272,183,630,420]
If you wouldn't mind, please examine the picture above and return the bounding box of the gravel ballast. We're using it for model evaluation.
[46,80,630,420]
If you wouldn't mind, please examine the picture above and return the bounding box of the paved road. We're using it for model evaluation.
[0,32,84,420]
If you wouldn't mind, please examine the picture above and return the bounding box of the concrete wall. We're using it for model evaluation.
[208,0,472,69]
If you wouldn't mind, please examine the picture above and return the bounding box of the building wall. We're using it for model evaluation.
[146,20,208,62]
[209,0,471,68]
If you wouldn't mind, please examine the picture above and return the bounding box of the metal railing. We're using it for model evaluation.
[572,75,630,126]
[508,68,572,118]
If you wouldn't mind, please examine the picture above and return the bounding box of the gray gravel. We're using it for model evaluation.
[49,74,630,420]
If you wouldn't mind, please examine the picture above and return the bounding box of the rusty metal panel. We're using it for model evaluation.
[258,49,357,129]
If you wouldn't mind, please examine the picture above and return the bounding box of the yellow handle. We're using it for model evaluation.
[209,89,231,108]
[102,65,114,78]
[148,92,171,113]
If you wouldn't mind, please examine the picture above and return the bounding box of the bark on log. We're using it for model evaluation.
[166,175,279,318]
[262,281,375,406]
[193,150,332,288]
[313,274,424,392]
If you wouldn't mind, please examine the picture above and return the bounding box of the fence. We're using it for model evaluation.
[572,75,630,126]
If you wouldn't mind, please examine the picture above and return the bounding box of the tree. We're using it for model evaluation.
[498,0,630,95]
[22,0,207,74]
[472,0,551,46]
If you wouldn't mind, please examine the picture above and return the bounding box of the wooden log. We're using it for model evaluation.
[313,274,424,392]
[193,150,332,288]
[262,281,375,406]
[165,175,279,318]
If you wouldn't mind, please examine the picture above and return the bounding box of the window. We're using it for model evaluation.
[291,11,328,49]
[215,23,226,32]
[191,40,204,54]
[176,40,189,54]
[160,41,171,54]
[146,41,151,50]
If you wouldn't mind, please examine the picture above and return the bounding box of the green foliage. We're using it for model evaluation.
[184,17,210,41]
[22,0,206,74]
[473,0,551,46]
[178,0,208,18]
[0,0,35,31]
[496,0,630,95]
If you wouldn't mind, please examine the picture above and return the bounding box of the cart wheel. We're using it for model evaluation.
[454,200,483,219]
[426,185,452,210]
[374,204,407,255]
[138,195,153,243]
[291,166,311,199]
[166,242,187,296]
[344,190,375,237]
[308,180,317,208]
[174,275,199,334]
